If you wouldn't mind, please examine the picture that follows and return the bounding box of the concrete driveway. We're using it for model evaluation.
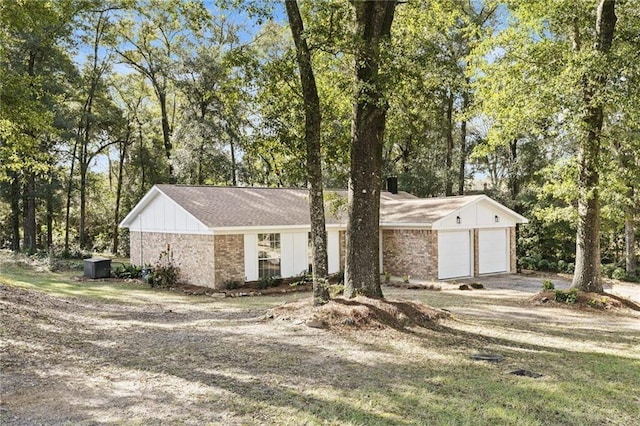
[453,273,640,304]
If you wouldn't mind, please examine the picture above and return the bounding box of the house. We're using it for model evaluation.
[119,184,528,288]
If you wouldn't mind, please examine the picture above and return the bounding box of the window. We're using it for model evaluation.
[258,233,281,278]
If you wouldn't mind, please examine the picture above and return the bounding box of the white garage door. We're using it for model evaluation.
[478,229,508,274]
[438,231,471,279]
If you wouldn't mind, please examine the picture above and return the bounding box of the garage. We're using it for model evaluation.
[438,230,471,279]
[478,228,508,274]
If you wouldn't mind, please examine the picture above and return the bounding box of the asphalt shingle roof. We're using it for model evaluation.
[154,185,483,229]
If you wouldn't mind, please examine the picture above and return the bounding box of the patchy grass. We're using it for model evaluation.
[1,262,639,425]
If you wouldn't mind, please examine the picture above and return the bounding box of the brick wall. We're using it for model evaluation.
[130,231,216,288]
[214,234,245,286]
[382,229,437,280]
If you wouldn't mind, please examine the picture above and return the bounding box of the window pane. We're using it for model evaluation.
[258,233,281,278]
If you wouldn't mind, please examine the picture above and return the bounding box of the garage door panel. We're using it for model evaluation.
[479,229,508,274]
[438,231,471,279]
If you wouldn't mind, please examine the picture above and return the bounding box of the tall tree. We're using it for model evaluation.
[285,0,330,305]
[572,0,617,292]
[0,0,81,252]
[344,0,397,299]
[73,7,120,250]
[113,0,211,183]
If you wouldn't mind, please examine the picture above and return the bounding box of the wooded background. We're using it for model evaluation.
[1,0,638,280]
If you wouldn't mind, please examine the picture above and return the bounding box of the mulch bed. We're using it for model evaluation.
[268,296,449,331]
[529,290,640,311]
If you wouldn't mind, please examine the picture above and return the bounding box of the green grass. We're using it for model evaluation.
[2,261,639,425]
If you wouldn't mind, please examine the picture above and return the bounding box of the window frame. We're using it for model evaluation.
[257,233,281,279]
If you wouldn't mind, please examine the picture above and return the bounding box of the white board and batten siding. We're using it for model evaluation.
[133,192,210,234]
[244,230,342,281]
[327,230,341,275]
[434,199,516,231]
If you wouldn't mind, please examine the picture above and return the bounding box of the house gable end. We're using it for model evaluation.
[119,186,210,234]
[433,196,528,230]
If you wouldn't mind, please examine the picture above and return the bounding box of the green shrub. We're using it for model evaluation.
[222,280,241,290]
[327,271,344,284]
[612,268,626,280]
[557,260,567,272]
[602,263,616,278]
[148,249,180,288]
[519,257,535,270]
[328,284,344,298]
[565,262,575,273]
[538,259,550,271]
[384,271,391,282]
[541,280,555,291]
[257,275,281,289]
[553,288,578,304]
[112,264,142,279]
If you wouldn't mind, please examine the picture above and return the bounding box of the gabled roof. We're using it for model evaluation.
[119,185,527,231]
[381,194,528,226]
[158,185,344,228]
[381,195,485,224]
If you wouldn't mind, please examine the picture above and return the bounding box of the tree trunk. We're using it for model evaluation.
[112,129,129,255]
[79,158,88,250]
[230,138,237,186]
[158,89,175,183]
[625,187,637,275]
[285,0,330,306]
[509,139,519,199]
[23,173,37,252]
[445,90,454,196]
[572,0,616,293]
[45,170,53,249]
[64,136,79,253]
[344,0,397,299]
[10,170,21,252]
[458,91,469,195]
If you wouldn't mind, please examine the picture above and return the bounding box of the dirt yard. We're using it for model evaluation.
[1,267,639,425]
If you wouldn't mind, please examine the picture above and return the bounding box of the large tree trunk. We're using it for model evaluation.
[285,0,330,306]
[344,0,397,299]
[572,0,616,293]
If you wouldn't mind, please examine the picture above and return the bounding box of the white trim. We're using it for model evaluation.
[210,224,346,234]
[119,186,160,228]
[380,223,432,229]
[131,228,214,235]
